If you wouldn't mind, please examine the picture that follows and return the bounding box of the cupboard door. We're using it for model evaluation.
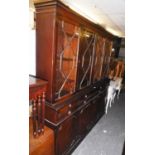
[77,30,95,89]
[78,103,93,136]
[101,40,113,78]
[90,100,98,123]
[97,94,106,116]
[55,20,80,99]
[93,35,106,82]
[78,105,89,136]
[57,115,77,155]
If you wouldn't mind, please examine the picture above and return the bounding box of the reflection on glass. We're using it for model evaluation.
[93,35,106,82]
[55,20,80,99]
[78,30,95,89]
[101,40,113,77]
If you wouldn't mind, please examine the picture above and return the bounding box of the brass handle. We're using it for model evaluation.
[59,125,62,131]
[84,101,87,104]
[80,109,83,114]
[68,111,72,115]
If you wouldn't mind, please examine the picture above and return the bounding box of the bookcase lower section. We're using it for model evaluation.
[45,79,108,155]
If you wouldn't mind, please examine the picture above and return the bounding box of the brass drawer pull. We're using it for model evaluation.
[80,109,83,114]
[68,111,72,115]
[59,125,62,131]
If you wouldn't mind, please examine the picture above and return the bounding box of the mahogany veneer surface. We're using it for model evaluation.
[29,75,48,100]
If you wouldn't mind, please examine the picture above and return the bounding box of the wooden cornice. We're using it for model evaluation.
[34,0,117,40]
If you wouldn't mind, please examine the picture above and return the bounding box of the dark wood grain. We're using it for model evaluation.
[29,75,48,100]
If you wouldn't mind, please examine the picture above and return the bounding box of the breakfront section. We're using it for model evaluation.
[35,1,57,103]
[35,0,113,103]
[34,0,115,155]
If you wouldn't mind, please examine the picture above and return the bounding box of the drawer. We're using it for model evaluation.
[57,101,82,121]
[84,91,99,103]
[69,100,82,112]
[57,106,70,120]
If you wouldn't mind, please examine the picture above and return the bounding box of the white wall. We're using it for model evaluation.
[29,30,36,75]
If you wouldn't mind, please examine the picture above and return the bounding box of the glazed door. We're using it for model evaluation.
[76,29,95,89]
[55,20,80,99]
[92,35,106,82]
[101,39,113,78]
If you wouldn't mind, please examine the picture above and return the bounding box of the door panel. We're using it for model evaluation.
[55,20,80,99]
[77,29,95,89]
[56,115,77,155]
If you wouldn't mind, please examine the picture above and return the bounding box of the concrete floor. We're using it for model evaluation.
[72,90,125,155]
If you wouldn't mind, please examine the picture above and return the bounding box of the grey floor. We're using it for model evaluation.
[72,90,125,155]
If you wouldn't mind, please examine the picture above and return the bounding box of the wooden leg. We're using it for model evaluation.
[32,99,37,136]
[41,92,45,134]
[37,96,41,134]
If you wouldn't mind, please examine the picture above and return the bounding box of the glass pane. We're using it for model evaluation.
[78,30,95,89]
[101,39,113,77]
[55,20,80,99]
[93,35,106,82]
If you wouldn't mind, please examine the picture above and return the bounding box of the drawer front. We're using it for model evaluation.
[57,106,70,121]
[57,100,82,121]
